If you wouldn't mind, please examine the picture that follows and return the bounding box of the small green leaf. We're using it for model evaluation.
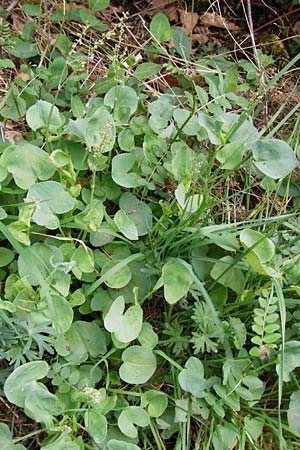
[178,357,217,398]
[85,410,107,444]
[88,0,110,11]
[51,294,73,334]
[118,406,150,438]
[134,62,161,80]
[216,142,245,170]
[141,390,168,418]
[104,441,141,450]
[26,181,75,229]
[276,341,300,382]
[0,248,14,267]
[210,256,245,293]
[162,259,193,304]
[288,391,300,435]
[112,153,146,188]
[150,13,174,43]
[119,346,157,384]
[114,210,138,241]
[102,260,132,289]
[104,86,138,123]
[85,106,115,151]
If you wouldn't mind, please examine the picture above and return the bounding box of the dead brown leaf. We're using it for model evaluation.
[200,12,240,31]
[151,0,179,21]
[192,33,208,45]
[15,71,30,82]
[179,10,199,34]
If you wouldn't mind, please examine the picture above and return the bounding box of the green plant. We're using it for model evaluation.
[1,5,300,450]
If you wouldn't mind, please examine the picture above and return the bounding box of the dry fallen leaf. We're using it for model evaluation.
[179,10,199,34]
[15,71,30,82]
[192,33,208,45]
[151,0,179,21]
[200,12,240,31]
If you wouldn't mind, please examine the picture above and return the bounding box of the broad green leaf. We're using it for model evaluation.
[171,142,193,183]
[85,410,107,444]
[134,62,161,80]
[41,432,80,450]
[55,321,107,364]
[118,406,150,438]
[102,259,132,288]
[26,181,75,229]
[10,41,39,58]
[24,386,62,427]
[0,424,26,450]
[51,294,73,334]
[112,153,146,188]
[119,193,152,236]
[240,229,276,276]
[26,100,63,132]
[4,361,49,406]
[288,391,300,435]
[173,27,191,60]
[104,86,138,123]
[104,296,143,343]
[85,106,115,151]
[0,248,14,267]
[118,128,135,151]
[141,390,168,418]
[252,139,297,179]
[1,142,55,189]
[88,0,110,11]
[244,416,264,442]
[178,357,217,398]
[114,210,138,241]
[210,256,244,293]
[216,142,245,170]
[173,108,200,136]
[162,259,193,304]
[72,246,94,273]
[137,322,158,349]
[198,113,222,145]
[150,13,174,42]
[212,423,238,450]
[119,346,157,384]
[104,441,141,450]
[276,341,300,382]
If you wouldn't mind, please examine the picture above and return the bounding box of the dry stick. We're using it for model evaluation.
[6,0,19,11]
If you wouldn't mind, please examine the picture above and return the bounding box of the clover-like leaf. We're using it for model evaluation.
[178,357,217,398]
[141,390,168,418]
[102,260,132,289]
[85,106,116,151]
[119,346,157,384]
[1,142,55,189]
[4,361,49,407]
[104,441,141,450]
[26,181,75,229]
[162,259,193,304]
[210,256,245,293]
[85,410,107,444]
[26,100,63,132]
[104,296,143,343]
[114,210,138,241]
[112,153,146,188]
[118,406,150,438]
[104,86,138,123]
[252,139,297,179]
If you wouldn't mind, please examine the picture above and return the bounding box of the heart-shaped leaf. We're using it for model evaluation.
[112,154,146,188]
[119,346,157,384]
[118,406,150,438]
[26,100,63,132]
[162,259,193,304]
[1,142,55,189]
[179,357,217,398]
[141,390,168,418]
[26,181,75,229]
[85,410,107,444]
[104,296,143,343]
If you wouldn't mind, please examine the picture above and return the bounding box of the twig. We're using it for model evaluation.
[6,0,19,12]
